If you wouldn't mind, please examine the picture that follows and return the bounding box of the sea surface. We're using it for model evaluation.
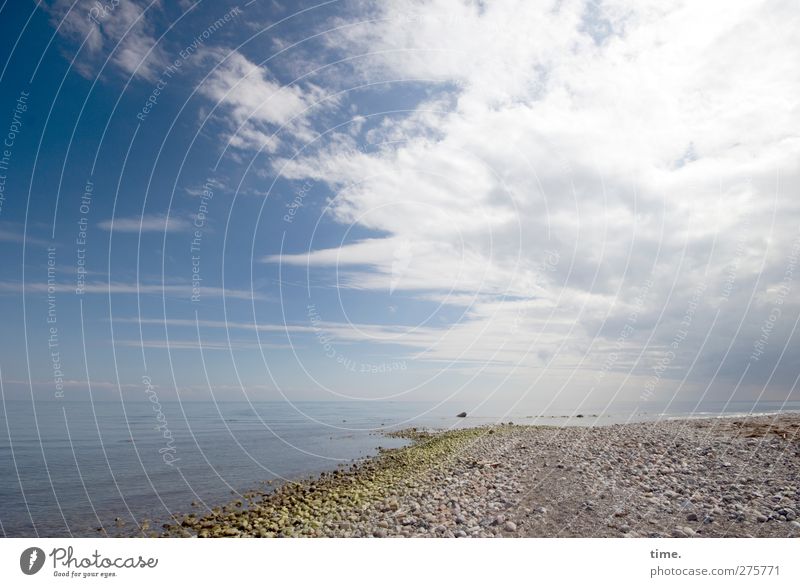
[1,399,798,537]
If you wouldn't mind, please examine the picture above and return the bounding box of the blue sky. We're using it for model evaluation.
[0,0,798,412]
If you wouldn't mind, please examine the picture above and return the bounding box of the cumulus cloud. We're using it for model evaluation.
[46,0,166,80]
[263,0,800,398]
[197,49,336,151]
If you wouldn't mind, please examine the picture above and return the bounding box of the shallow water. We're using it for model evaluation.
[1,399,797,537]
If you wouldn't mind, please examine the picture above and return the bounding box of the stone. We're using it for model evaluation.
[503,521,517,532]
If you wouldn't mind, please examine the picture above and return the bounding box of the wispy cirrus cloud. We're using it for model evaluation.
[115,339,290,351]
[116,316,315,333]
[97,213,192,233]
[0,223,51,247]
[0,281,267,301]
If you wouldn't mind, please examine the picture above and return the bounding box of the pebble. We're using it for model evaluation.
[155,415,800,539]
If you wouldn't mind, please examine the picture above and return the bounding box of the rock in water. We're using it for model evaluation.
[456,412,467,418]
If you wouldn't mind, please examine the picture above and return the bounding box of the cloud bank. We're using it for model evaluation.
[259,0,800,399]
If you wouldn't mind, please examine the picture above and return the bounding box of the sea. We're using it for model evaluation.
[1,399,798,537]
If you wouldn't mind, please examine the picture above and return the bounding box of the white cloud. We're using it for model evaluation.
[263,0,800,394]
[97,213,192,233]
[116,339,288,350]
[47,0,167,80]
[0,281,265,301]
[116,317,315,333]
[0,224,50,247]
[197,49,336,151]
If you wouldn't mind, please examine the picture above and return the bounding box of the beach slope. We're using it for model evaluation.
[163,414,800,538]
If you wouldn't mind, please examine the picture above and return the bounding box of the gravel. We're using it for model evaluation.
[162,414,800,538]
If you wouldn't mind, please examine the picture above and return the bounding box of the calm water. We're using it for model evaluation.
[1,399,798,537]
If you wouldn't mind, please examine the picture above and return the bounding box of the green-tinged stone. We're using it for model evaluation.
[160,426,493,538]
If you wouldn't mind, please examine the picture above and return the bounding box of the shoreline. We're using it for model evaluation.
[161,414,800,538]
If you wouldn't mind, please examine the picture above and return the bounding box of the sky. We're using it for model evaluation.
[0,0,798,413]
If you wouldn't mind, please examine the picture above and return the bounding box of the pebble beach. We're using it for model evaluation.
[162,414,800,538]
